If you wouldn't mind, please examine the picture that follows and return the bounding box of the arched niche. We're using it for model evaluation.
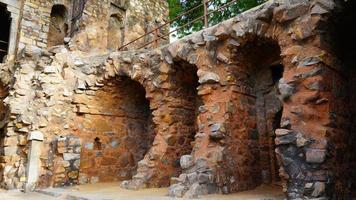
[47,4,69,48]
[71,76,155,184]
[220,38,284,193]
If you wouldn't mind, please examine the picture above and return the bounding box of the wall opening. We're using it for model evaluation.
[251,40,283,188]
[171,61,201,171]
[328,0,356,198]
[48,4,68,48]
[0,83,9,184]
[0,3,11,62]
[73,77,154,184]
[226,38,283,193]
[108,13,125,50]
[93,137,102,150]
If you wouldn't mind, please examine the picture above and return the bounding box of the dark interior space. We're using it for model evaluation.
[170,61,201,170]
[48,5,68,47]
[247,39,283,187]
[0,3,11,63]
[327,0,356,198]
[220,39,284,193]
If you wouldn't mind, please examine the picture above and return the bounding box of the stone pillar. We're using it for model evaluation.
[7,10,20,61]
[24,131,44,192]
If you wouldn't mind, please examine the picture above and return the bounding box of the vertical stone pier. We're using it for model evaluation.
[24,131,44,192]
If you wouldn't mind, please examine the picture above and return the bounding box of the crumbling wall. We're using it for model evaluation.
[70,0,169,51]
[19,0,73,49]
[47,5,69,47]
[0,1,355,200]
[16,0,168,53]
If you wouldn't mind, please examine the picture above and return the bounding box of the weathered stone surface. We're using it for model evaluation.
[305,149,326,164]
[0,1,352,199]
[198,70,220,84]
[180,155,194,169]
[278,78,295,100]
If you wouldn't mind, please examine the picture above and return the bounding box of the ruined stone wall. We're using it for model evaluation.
[19,0,72,49]
[16,0,168,53]
[67,0,169,51]
[0,0,355,199]
[123,0,169,49]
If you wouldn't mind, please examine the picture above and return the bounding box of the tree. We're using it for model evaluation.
[168,0,266,38]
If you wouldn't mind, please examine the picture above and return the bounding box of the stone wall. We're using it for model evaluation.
[19,0,73,49]
[0,0,21,62]
[0,0,355,199]
[15,0,168,55]
[71,77,154,184]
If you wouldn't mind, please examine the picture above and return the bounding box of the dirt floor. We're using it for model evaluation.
[0,182,285,200]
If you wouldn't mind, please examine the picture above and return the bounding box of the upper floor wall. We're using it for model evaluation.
[0,0,168,63]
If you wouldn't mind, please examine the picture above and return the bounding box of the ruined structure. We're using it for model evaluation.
[0,0,355,199]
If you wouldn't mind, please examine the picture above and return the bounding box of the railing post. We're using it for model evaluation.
[153,28,159,48]
[203,0,209,28]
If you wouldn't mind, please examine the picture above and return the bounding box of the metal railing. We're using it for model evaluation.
[0,40,8,44]
[118,0,239,51]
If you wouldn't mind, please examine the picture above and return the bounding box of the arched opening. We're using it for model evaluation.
[327,1,356,198]
[47,4,68,48]
[250,39,283,188]
[170,61,201,171]
[0,3,11,62]
[72,77,154,184]
[224,38,283,194]
[108,13,125,50]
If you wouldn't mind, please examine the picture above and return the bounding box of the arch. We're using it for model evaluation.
[123,59,202,189]
[0,3,11,62]
[47,4,69,48]
[71,76,155,184]
[169,60,201,162]
[218,37,284,193]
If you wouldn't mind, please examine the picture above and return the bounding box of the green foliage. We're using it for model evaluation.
[168,0,266,38]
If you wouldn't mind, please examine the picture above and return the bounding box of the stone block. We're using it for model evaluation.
[180,155,194,169]
[312,182,326,197]
[4,136,18,146]
[198,70,220,84]
[168,184,187,198]
[4,146,18,156]
[197,173,210,184]
[275,134,296,145]
[28,131,44,141]
[306,149,326,164]
[187,172,198,185]
[275,129,293,136]
[63,153,80,161]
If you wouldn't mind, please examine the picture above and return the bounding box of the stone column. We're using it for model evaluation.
[7,10,20,61]
[24,131,44,192]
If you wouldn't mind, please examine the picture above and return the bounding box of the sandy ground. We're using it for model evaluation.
[0,182,285,200]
